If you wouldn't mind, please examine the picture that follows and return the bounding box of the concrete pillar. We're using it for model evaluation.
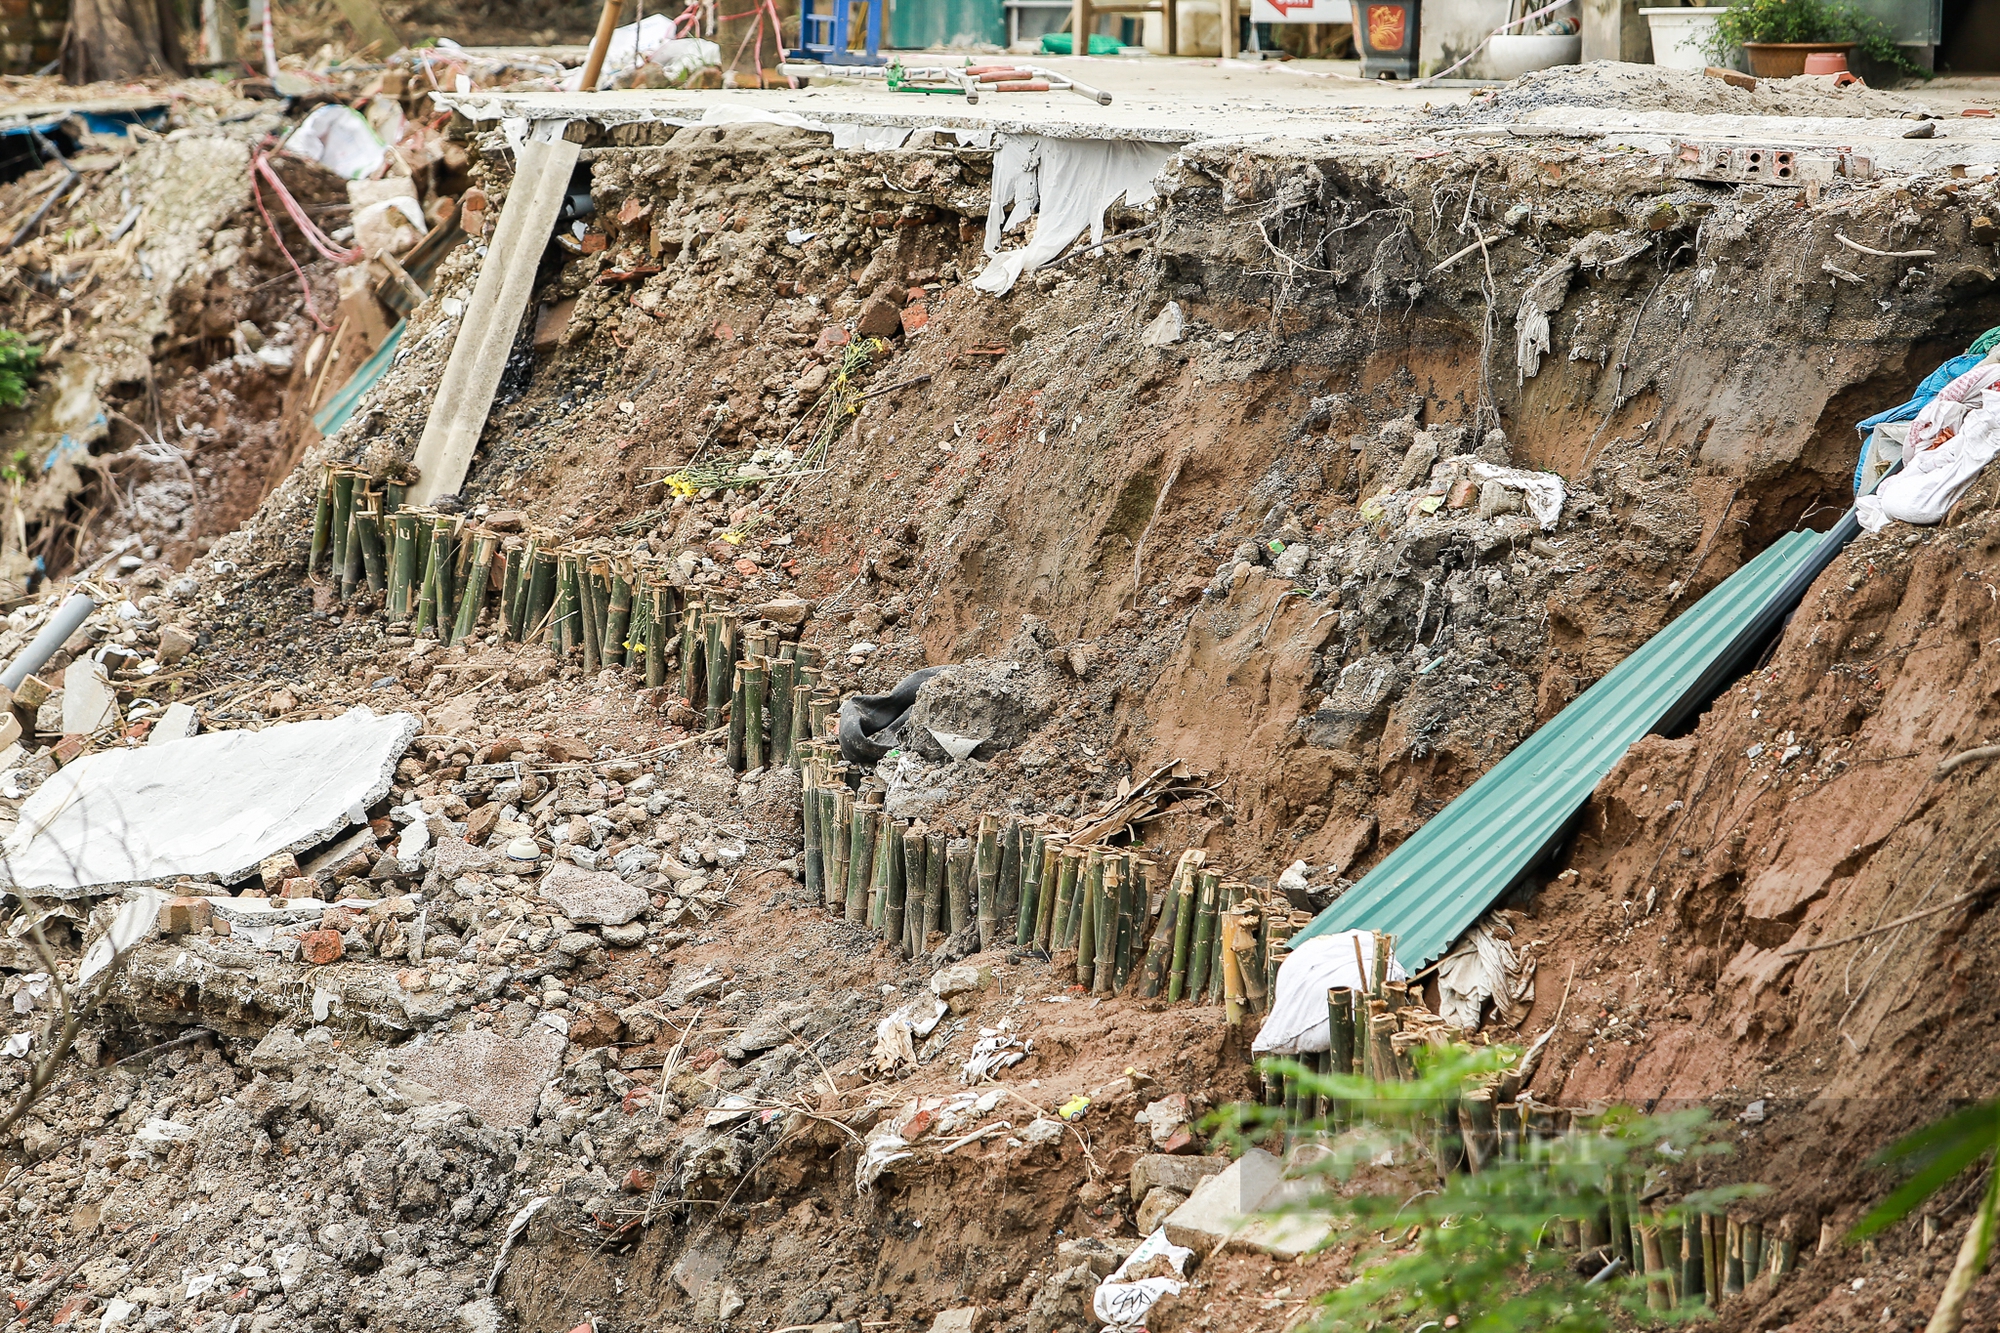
[1581,0,1652,65]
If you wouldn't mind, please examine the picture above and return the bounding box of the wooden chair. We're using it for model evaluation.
[1070,0,1176,54]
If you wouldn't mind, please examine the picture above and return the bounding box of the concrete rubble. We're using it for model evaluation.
[0,38,1995,1333]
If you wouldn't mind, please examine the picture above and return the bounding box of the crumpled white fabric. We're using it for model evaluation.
[1435,913,1536,1030]
[1252,931,1407,1055]
[972,135,1179,297]
[487,1196,550,1294]
[1467,460,1566,530]
[856,1120,914,1194]
[1858,387,2000,532]
[872,996,945,1069]
[1093,1228,1194,1328]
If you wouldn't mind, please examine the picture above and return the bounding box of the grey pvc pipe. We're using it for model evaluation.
[0,593,95,692]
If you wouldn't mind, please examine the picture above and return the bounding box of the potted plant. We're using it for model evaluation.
[1703,0,1923,78]
[1643,2,1733,73]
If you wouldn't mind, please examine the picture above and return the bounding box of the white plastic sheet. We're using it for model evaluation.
[1,707,419,898]
[283,105,389,180]
[972,135,1179,297]
[1252,931,1407,1055]
[1859,382,2000,532]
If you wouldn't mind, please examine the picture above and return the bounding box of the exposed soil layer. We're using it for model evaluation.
[11,63,2000,1333]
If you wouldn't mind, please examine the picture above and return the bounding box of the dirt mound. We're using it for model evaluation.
[1441,60,1937,121]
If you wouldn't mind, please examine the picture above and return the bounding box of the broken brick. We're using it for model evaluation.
[856,297,902,339]
[620,1166,657,1193]
[298,930,344,965]
[580,232,607,254]
[280,876,318,899]
[900,303,929,335]
[157,896,212,935]
[259,852,302,892]
[465,804,502,845]
[52,734,87,766]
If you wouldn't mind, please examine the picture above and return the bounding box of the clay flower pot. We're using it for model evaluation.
[1741,40,1853,78]
[1802,50,1849,74]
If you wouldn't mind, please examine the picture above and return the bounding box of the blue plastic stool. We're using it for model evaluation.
[790,0,884,64]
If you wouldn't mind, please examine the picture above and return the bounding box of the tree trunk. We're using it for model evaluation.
[61,0,185,83]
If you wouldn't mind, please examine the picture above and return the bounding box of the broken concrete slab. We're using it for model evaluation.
[395,1022,566,1129]
[1,706,419,899]
[147,701,198,744]
[1130,1153,1230,1203]
[540,861,649,926]
[1159,1147,1331,1259]
[62,658,119,735]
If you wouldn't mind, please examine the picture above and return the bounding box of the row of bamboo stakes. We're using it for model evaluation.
[308,464,835,776]
[789,759,1322,1005]
[311,468,1790,1311]
[1272,964,1794,1310]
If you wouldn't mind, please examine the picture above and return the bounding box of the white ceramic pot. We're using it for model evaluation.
[1641,6,1733,71]
[1485,33,1583,79]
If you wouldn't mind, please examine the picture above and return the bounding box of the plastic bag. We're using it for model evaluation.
[283,105,388,181]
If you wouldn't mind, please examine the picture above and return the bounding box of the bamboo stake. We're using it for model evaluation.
[1681,1210,1703,1306]
[310,468,333,573]
[553,556,580,659]
[1136,870,1180,999]
[1040,838,1068,949]
[1166,858,1198,1002]
[356,495,387,593]
[1187,871,1219,1000]
[643,586,665,686]
[392,508,424,616]
[1075,851,1099,989]
[703,615,725,730]
[975,814,999,952]
[326,469,351,578]
[727,664,747,770]
[1110,856,1134,991]
[525,550,556,644]
[1701,1212,1720,1309]
[998,818,1022,929]
[578,558,603,673]
[900,825,926,957]
[768,657,795,767]
[946,841,973,938]
[802,762,823,901]
[829,788,853,911]
[867,802,893,929]
[1016,831,1044,949]
[433,517,458,620]
[1742,1220,1763,1283]
[923,831,946,950]
[884,820,907,945]
[1220,910,1247,1026]
[1724,1217,1743,1294]
[845,805,874,924]
[1051,849,1081,950]
[452,530,496,644]
[605,570,632,667]
[742,660,766,772]
[499,540,524,639]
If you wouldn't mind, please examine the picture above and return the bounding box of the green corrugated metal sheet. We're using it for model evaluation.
[1294,527,1826,971]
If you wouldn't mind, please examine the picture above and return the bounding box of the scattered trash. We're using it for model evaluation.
[1091,1229,1194,1327]
[971,137,1178,297]
[282,105,389,181]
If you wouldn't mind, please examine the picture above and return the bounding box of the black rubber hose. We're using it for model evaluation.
[838,666,948,766]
